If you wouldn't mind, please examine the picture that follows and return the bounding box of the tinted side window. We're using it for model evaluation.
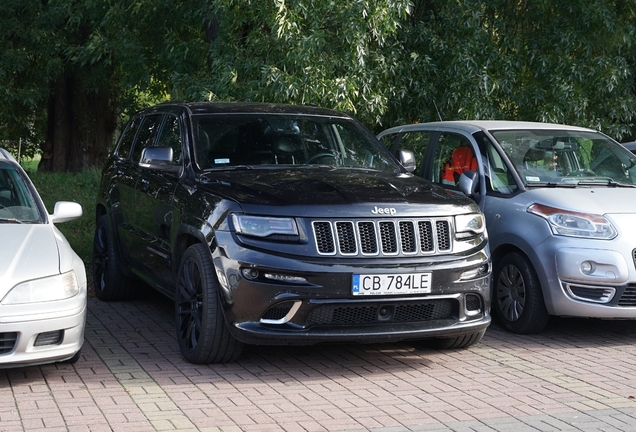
[116,117,142,159]
[431,133,477,188]
[157,115,182,164]
[131,114,164,163]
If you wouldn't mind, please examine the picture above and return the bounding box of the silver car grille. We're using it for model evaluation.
[312,218,452,257]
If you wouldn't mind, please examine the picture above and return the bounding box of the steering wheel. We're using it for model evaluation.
[306,152,337,165]
[0,196,11,208]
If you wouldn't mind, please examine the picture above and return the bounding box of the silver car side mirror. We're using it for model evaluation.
[459,170,479,197]
[398,149,416,173]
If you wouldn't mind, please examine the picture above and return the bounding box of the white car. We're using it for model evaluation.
[0,148,86,367]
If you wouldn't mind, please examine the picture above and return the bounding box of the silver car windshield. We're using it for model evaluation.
[491,129,636,186]
[192,114,402,173]
[0,164,43,223]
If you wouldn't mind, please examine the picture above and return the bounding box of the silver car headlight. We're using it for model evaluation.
[528,204,617,239]
[455,213,486,239]
[232,214,298,238]
[1,271,80,305]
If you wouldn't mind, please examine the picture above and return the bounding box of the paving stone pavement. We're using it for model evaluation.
[2,291,636,432]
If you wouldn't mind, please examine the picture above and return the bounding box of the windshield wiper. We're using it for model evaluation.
[576,180,636,188]
[0,217,23,224]
[525,182,575,188]
[526,179,636,188]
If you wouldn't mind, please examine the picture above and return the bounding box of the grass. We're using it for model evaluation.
[26,165,101,269]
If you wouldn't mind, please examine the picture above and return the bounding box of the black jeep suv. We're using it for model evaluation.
[93,102,491,363]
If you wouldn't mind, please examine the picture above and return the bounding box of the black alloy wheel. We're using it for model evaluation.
[175,243,243,364]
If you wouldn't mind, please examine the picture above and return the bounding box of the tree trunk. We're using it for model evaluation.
[39,73,116,172]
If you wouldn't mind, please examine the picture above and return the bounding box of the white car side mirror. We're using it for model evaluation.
[50,201,83,224]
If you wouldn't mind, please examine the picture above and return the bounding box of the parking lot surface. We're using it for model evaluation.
[3,291,636,432]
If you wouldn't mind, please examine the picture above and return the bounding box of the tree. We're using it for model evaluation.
[0,0,58,160]
[383,0,636,139]
[2,0,636,172]
[0,0,207,172]
[182,0,412,127]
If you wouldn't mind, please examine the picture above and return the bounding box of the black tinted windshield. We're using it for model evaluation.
[0,163,43,223]
[192,114,402,173]
[491,129,636,186]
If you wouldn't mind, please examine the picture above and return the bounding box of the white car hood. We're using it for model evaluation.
[524,187,636,214]
[0,224,61,299]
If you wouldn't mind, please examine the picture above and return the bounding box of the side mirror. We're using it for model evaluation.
[50,201,82,224]
[459,170,479,197]
[398,149,416,173]
[139,146,180,174]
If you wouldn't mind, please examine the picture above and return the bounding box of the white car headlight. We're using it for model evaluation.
[455,213,486,239]
[1,271,80,305]
[528,204,617,239]
[232,214,298,238]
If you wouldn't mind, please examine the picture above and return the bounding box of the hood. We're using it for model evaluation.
[524,187,636,214]
[0,224,61,299]
[200,168,477,216]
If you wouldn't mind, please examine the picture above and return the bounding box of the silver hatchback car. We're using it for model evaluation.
[0,149,86,367]
[379,121,636,334]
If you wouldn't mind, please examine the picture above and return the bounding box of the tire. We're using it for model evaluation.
[175,243,243,364]
[430,330,485,349]
[493,251,550,334]
[92,215,137,301]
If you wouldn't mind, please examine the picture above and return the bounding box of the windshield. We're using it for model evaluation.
[491,129,636,186]
[0,163,43,223]
[192,114,402,173]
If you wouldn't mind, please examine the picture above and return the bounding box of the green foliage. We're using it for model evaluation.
[0,0,60,156]
[2,0,636,163]
[384,0,636,139]
[190,0,412,127]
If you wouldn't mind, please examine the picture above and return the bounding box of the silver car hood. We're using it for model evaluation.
[0,224,61,299]
[524,187,636,214]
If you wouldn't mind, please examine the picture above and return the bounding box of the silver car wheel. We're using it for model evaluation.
[493,251,550,334]
[497,264,525,322]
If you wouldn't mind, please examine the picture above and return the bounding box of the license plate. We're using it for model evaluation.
[352,273,431,296]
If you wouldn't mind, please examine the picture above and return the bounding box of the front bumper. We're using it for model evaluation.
[213,232,491,345]
[534,240,636,318]
[0,297,86,368]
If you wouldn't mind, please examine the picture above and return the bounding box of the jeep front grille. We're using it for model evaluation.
[312,218,453,257]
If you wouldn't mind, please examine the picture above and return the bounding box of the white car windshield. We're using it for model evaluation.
[192,114,402,173]
[491,129,636,186]
[0,163,43,223]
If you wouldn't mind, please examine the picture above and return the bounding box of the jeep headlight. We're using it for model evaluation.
[455,213,486,239]
[232,214,298,238]
[2,271,80,305]
[528,204,617,239]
